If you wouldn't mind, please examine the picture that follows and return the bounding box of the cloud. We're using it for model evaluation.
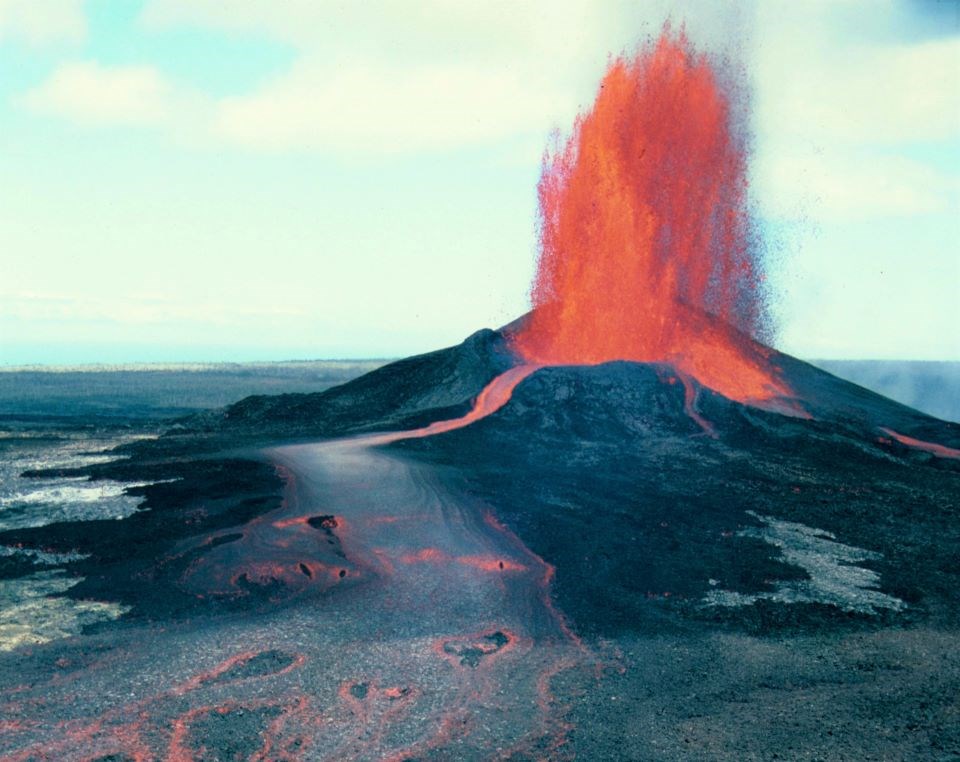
[0,0,85,46]
[20,60,211,136]
[16,1,960,214]
[139,0,748,155]
[139,0,613,60]
[23,61,174,127]
[213,60,575,153]
[757,35,960,145]
[0,290,309,326]
[756,149,957,220]
[752,5,960,222]
[17,0,755,156]
[21,1,610,155]
[19,55,571,154]
[139,0,611,154]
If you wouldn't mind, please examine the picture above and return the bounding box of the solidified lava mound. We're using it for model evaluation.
[389,340,960,636]
[172,328,516,448]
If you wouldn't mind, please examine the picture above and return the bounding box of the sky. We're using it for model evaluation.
[0,0,958,365]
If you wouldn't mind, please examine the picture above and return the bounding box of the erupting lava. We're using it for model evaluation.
[512,27,792,405]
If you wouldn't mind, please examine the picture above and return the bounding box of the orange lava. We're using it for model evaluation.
[173,650,306,696]
[511,27,792,405]
[675,370,717,437]
[880,427,960,460]
[400,547,448,563]
[271,515,312,529]
[166,695,312,762]
[399,547,526,572]
[388,364,541,441]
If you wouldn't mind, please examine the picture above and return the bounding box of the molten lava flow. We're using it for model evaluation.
[381,364,540,442]
[880,428,960,460]
[512,27,792,405]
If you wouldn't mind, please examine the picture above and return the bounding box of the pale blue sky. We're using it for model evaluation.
[1,0,958,364]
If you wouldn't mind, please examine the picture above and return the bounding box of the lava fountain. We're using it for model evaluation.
[511,27,792,405]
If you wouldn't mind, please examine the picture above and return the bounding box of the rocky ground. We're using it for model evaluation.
[1,328,958,759]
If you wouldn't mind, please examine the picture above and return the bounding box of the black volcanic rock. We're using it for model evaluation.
[770,349,960,447]
[392,358,960,636]
[0,458,287,618]
[3,327,960,761]
[219,327,514,434]
[8,328,959,633]
[131,328,515,456]
[0,329,518,615]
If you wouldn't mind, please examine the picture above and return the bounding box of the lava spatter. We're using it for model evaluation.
[512,27,794,408]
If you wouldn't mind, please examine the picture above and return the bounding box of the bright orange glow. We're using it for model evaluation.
[391,364,540,440]
[880,428,960,459]
[365,364,540,445]
[512,27,792,404]
[400,547,448,564]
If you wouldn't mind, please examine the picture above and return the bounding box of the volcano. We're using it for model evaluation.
[2,26,959,762]
[2,324,958,760]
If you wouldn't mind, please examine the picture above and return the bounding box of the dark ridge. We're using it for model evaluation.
[810,359,960,423]
[47,328,518,465]
[0,458,287,619]
[189,328,513,439]
[770,350,960,445]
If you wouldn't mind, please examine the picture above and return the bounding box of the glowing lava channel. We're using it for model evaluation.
[512,27,793,406]
[880,428,960,460]
[369,364,541,444]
